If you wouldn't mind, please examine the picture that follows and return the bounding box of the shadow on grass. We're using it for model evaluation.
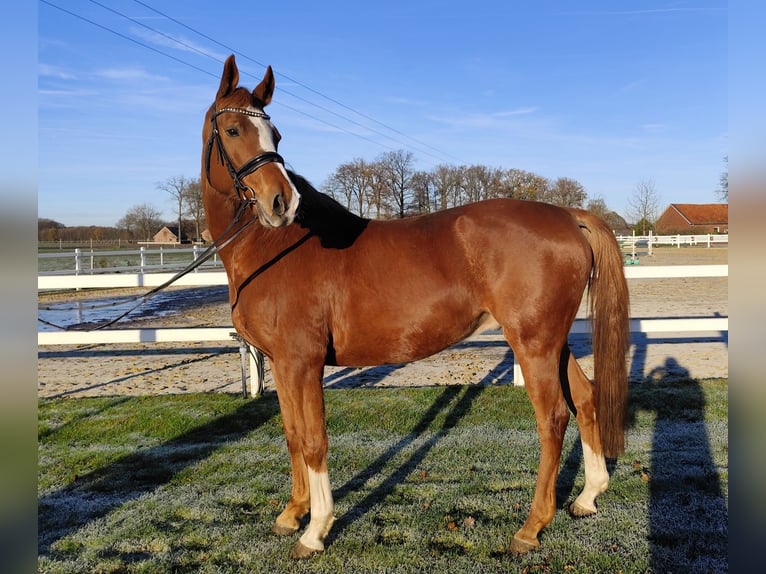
[328,385,486,546]
[628,361,728,573]
[38,395,281,557]
[557,355,727,571]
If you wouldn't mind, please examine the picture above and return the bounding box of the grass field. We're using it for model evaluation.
[38,380,728,573]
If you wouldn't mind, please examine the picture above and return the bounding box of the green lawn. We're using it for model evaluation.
[38,380,728,573]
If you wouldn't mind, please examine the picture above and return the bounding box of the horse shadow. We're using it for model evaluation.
[327,366,503,543]
[323,363,408,389]
[38,397,281,557]
[323,334,514,390]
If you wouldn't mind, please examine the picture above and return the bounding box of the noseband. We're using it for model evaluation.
[204,106,285,202]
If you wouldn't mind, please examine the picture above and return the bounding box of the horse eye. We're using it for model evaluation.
[225,127,240,137]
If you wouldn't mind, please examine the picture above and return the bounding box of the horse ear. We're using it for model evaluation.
[253,65,275,106]
[217,55,239,100]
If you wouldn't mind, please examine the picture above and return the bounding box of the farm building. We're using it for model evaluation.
[153,225,190,244]
[654,203,728,235]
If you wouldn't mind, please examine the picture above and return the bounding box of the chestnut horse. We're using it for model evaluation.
[201,55,630,559]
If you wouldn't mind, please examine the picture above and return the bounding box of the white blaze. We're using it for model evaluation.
[247,109,301,220]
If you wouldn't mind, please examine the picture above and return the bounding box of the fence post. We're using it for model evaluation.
[160,246,164,269]
[232,333,265,397]
[193,245,200,272]
[513,360,525,387]
[250,348,265,397]
[74,248,81,276]
[676,234,681,248]
[140,246,146,273]
[648,230,653,256]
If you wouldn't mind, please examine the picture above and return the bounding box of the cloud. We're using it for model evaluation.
[129,26,227,61]
[38,64,77,80]
[493,107,539,117]
[95,66,168,83]
[427,107,539,129]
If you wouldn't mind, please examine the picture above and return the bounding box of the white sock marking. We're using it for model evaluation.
[299,468,335,551]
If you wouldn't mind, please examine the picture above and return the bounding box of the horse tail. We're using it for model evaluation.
[574,210,631,457]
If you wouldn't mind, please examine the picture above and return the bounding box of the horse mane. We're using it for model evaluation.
[288,170,369,249]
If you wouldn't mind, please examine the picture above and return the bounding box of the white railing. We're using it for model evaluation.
[38,245,223,276]
[38,265,728,393]
[616,233,728,257]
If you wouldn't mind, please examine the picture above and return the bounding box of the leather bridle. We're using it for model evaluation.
[204,105,286,203]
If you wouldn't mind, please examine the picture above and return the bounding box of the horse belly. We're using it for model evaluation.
[330,299,487,367]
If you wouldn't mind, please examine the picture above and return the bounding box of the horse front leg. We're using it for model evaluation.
[509,352,570,554]
[272,358,335,559]
[270,359,311,535]
[272,430,310,535]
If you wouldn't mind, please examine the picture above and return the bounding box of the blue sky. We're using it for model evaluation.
[36,0,727,227]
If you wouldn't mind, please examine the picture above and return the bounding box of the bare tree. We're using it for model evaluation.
[587,196,629,232]
[411,170,434,214]
[498,168,548,201]
[323,159,374,216]
[376,150,415,218]
[157,175,192,242]
[543,177,587,208]
[115,203,163,241]
[184,178,205,242]
[627,178,660,235]
[716,156,728,202]
[459,165,505,203]
[431,164,462,210]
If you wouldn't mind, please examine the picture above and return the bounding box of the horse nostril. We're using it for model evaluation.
[273,193,286,216]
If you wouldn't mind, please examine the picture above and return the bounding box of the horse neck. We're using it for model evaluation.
[203,186,242,243]
[203,185,303,272]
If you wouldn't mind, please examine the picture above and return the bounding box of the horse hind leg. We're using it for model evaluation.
[508,347,571,554]
[562,346,610,517]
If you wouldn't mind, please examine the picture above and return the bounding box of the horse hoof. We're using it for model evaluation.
[290,541,322,560]
[509,534,539,555]
[272,523,298,536]
[569,501,597,518]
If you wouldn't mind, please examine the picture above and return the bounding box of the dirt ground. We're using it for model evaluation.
[37,247,728,398]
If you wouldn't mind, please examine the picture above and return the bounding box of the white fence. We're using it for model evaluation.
[38,266,728,393]
[616,233,728,259]
[38,245,222,276]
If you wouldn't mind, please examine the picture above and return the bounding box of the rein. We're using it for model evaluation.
[38,200,257,331]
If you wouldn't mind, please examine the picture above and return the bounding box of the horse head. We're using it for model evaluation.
[203,55,300,227]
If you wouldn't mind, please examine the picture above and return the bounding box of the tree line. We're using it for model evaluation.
[323,150,629,231]
[42,151,729,243]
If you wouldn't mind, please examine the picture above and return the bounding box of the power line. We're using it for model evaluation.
[40,0,216,78]
[41,0,401,155]
[88,0,419,156]
[129,0,461,164]
[42,0,461,167]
